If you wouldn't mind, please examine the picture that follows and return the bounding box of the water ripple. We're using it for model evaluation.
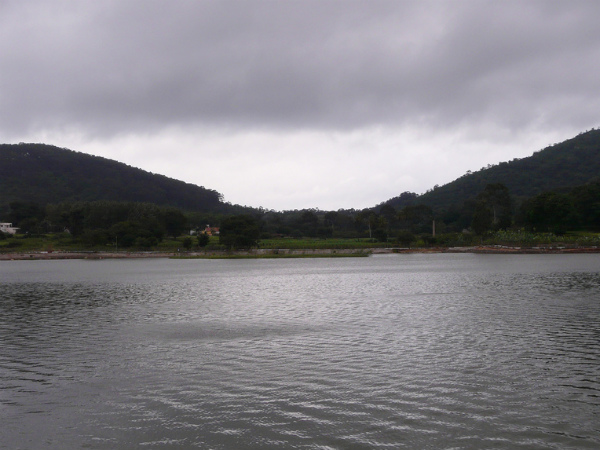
[1,255,600,449]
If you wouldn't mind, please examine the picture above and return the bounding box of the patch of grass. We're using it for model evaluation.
[257,238,387,250]
[482,230,600,247]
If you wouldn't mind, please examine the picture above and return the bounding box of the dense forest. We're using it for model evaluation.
[257,178,599,240]
[0,143,237,216]
[2,201,189,248]
[2,177,598,249]
[383,128,600,213]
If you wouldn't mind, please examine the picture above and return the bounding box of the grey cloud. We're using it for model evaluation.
[2,0,600,139]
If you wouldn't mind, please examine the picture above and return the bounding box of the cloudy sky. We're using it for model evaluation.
[2,1,599,210]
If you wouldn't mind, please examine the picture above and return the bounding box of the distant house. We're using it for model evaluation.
[0,223,19,235]
[189,225,220,236]
[204,225,220,236]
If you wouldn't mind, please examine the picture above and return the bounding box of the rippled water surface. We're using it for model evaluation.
[1,254,599,449]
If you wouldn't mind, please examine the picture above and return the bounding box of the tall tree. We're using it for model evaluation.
[219,215,260,250]
[471,184,512,233]
[7,201,46,233]
[162,208,188,238]
[520,191,577,233]
[471,201,493,235]
[398,205,433,234]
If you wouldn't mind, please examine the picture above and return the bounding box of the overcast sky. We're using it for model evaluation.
[2,1,599,210]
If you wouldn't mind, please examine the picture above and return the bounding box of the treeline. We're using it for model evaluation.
[4,201,189,248]
[2,179,599,249]
[517,180,600,233]
[255,206,436,242]
[256,179,600,242]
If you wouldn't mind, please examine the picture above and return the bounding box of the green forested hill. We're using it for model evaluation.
[384,129,600,212]
[0,143,227,213]
[4,129,600,224]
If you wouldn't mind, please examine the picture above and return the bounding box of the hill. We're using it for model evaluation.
[0,143,229,213]
[383,129,600,212]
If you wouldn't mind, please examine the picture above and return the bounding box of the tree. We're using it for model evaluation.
[294,210,320,237]
[81,229,110,247]
[8,201,46,233]
[323,210,356,238]
[182,236,193,250]
[480,183,512,229]
[384,191,418,210]
[471,200,493,235]
[317,226,333,239]
[219,215,260,250]
[197,232,210,247]
[398,205,433,234]
[162,208,188,238]
[379,204,397,228]
[470,184,512,234]
[324,211,339,234]
[373,227,388,242]
[109,221,157,248]
[570,180,600,229]
[355,211,371,239]
[520,191,577,233]
[66,206,86,237]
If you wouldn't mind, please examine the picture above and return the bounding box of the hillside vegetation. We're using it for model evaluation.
[0,143,226,214]
[384,129,600,212]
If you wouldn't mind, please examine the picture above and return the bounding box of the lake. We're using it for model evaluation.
[1,254,599,449]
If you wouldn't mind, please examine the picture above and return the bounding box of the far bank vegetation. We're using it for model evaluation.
[1,178,599,252]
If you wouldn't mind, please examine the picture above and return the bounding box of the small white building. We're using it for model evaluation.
[0,223,19,234]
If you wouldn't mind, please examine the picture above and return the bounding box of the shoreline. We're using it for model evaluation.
[1,245,600,260]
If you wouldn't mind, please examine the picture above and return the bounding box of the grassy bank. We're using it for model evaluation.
[2,231,599,254]
[0,235,388,253]
[256,238,389,250]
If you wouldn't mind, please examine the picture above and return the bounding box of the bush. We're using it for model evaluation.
[396,230,415,247]
[81,229,110,247]
[419,234,437,246]
[197,232,210,247]
[182,237,193,250]
[373,228,388,242]
[134,236,157,249]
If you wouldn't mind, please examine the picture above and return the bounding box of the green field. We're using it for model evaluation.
[1,232,599,254]
[0,234,392,253]
[256,238,390,250]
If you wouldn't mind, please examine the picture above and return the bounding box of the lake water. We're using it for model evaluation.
[1,254,599,449]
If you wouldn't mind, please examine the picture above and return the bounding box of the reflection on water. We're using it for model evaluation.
[1,254,600,449]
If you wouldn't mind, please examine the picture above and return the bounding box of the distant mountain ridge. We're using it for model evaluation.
[0,143,227,212]
[383,129,600,211]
